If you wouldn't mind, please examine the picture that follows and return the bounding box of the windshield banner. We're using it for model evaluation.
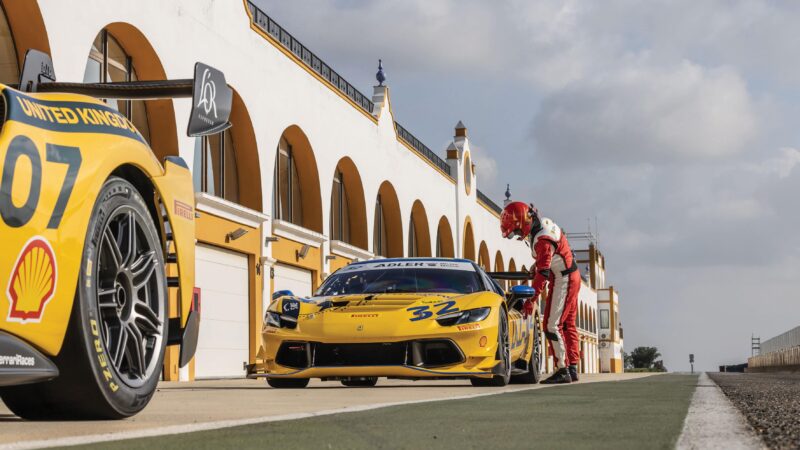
[340,260,475,272]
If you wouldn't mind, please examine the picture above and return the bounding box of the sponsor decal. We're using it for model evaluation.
[0,354,35,367]
[174,200,194,220]
[196,68,218,119]
[350,313,378,318]
[4,89,146,144]
[6,236,57,323]
[457,323,481,331]
[283,301,299,312]
[341,260,475,272]
[90,319,119,392]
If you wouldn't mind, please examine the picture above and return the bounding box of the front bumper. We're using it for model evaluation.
[248,320,501,379]
[0,331,58,386]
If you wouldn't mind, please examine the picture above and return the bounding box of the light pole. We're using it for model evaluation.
[689,354,694,374]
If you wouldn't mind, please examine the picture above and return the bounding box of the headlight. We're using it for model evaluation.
[265,311,281,328]
[436,307,491,327]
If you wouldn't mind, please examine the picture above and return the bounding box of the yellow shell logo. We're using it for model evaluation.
[6,236,57,323]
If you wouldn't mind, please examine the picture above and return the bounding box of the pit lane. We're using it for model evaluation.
[0,373,650,449]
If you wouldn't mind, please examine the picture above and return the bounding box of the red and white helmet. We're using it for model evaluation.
[500,201,539,240]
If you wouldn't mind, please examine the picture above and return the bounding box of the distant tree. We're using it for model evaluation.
[622,351,633,370]
[630,346,661,369]
[653,360,667,372]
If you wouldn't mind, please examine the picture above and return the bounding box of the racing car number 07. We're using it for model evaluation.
[0,135,81,229]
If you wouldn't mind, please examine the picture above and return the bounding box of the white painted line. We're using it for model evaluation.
[0,384,560,450]
[676,372,763,450]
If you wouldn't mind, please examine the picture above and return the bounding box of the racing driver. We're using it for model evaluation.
[501,201,580,384]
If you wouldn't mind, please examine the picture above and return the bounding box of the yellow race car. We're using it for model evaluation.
[0,50,231,419]
[248,258,542,388]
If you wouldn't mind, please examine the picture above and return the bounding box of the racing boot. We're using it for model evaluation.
[540,368,571,384]
[568,365,579,382]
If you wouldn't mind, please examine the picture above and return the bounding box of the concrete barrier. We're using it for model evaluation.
[747,346,800,372]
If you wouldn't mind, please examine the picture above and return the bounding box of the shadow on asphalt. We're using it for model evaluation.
[158,384,480,391]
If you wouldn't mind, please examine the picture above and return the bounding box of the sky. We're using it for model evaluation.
[255,0,800,371]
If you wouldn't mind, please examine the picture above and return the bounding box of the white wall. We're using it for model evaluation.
[37,0,533,270]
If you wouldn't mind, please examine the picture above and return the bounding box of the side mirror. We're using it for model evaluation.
[509,285,536,301]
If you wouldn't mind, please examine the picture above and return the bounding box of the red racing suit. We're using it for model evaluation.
[530,218,581,370]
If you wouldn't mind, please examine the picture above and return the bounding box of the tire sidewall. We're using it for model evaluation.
[531,317,541,383]
[77,177,167,417]
[497,310,511,384]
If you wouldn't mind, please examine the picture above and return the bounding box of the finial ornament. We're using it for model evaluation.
[376,59,386,86]
[505,184,511,201]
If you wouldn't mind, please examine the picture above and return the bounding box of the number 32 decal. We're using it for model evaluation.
[407,300,459,322]
[0,135,81,229]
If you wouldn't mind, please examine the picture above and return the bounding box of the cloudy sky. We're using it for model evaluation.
[255,0,800,371]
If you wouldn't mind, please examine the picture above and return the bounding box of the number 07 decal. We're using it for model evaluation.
[0,135,81,229]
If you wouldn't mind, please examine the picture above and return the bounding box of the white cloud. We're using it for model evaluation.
[532,60,758,167]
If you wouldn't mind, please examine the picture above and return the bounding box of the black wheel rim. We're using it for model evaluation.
[96,206,165,388]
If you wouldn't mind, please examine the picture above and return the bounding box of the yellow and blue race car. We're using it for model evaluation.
[248,258,542,388]
[0,50,231,419]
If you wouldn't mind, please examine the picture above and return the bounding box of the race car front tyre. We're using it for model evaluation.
[511,317,542,384]
[470,310,511,387]
[341,377,378,387]
[0,177,168,419]
[267,378,310,389]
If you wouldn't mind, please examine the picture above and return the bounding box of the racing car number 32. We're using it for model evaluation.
[407,300,459,321]
[0,135,81,229]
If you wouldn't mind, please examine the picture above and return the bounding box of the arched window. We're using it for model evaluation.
[463,220,475,261]
[435,216,454,258]
[274,136,303,225]
[330,169,351,242]
[0,6,17,84]
[193,131,239,203]
[374,194,388,256]
[84,29,150,143]
[408,214,418,257]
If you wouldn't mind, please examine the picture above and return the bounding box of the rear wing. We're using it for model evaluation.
[486,271,532,281]
[17,49,231,137]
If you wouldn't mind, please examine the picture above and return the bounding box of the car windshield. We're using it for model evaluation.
[315,260,484,296]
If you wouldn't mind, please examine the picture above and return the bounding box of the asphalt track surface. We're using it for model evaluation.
[1,373,695,449]
[709,372,800,449]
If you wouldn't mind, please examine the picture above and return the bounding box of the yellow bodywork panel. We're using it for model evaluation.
[0,85,195,356]
[252,289,535,379]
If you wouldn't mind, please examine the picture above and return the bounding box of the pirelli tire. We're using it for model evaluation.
[0,177,168,419]
[511,315,542,384]
[470,309,511,387]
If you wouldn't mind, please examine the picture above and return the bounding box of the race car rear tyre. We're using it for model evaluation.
[511,316,542,384]
[267,378,310,389]
[0,177,167,419]
[470,310,511,387]
[341,377,378,387]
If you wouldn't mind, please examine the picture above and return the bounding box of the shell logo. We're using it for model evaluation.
[6,236,57,323]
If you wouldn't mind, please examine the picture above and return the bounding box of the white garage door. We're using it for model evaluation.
[273,263,313,298]
[194,244,249,379]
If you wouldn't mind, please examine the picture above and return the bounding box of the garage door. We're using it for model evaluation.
[273,263,313,298]
[194,244,249,379]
